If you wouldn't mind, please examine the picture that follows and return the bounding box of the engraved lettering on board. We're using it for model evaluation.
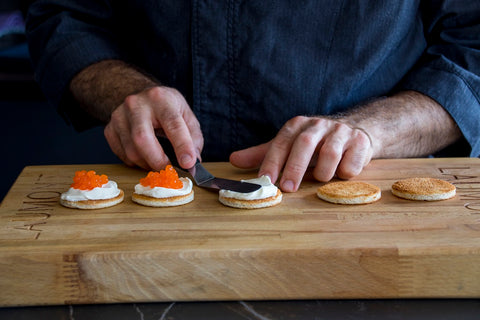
[9,173,67,240]
[438,166,480,214]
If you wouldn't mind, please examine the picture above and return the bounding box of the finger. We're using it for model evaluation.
[116,109,151,170]
[184,109,204,160]
[258,116,307,183]
[313,122,352,182]
[160,110,198,168]
[104,122,134,167]
[150,87,199,169]
[124,144,150,170]
[279,119,328,192]
[230,142,270,169]
[336,129,373,179]
[105,107,150,169]
[125,94,169,170]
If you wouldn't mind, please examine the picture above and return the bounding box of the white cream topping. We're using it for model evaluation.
[61,181,120,201]
[134,177,192,198]
[219,175,278,200]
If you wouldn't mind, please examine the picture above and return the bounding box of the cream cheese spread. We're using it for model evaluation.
[219,175,278,200]
[134,177,193,198]
[61,181,120,201]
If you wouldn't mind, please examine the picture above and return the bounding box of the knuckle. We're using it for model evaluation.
[333,122,351,134]
[162,116,184,133]
[289,115,306,125]
[124,147,141,164]
[337,166,361,179]
[281,122,296,137]
[336,167,357,180]
[277,116,307,144]
[319,143,343,160]
[147,86,182,106]
[298,131,317,146]
[284,115,307,131]
[123,94,140,110]
[284,162,305,176]
[312,171,329,182]
[312,165,334,182]
[353,129,372,149]
[149,86,166,95]
[131,127,151,147]
[309,117,328,128]
[173,140,190,153]
[337,155,366,179]
[109,107,124,123]
[109,113,119,125]
[146,86,167,101]
[103,126,114,141]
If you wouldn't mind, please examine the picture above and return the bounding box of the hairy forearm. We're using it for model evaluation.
[69,59,159,123]
[343,91,462,158]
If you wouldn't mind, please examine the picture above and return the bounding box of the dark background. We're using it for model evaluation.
[0,0,120,202]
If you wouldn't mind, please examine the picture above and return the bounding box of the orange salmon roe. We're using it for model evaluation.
[140,165,183,189]
[70,170,109,190]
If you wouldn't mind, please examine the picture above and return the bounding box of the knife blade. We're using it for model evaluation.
[156,136,261,193]
[177,159,262,193]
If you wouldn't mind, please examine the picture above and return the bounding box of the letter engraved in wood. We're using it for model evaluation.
[438,166,480,214]
[9,174,67,240]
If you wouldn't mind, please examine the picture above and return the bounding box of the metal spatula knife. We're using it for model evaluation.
[176,159,262,193]
[157,136,261,193]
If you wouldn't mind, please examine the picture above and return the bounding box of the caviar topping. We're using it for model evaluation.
[140,165,183,189]
[71,170,109,190]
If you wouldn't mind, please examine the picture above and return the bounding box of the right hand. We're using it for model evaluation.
[104,86,203,170]
[230,116,373,192]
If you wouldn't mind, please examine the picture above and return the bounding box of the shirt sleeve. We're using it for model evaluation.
[26,0,123,130]
[399,0,480,157]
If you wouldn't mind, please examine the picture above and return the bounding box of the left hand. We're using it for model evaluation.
[230,116,373,192]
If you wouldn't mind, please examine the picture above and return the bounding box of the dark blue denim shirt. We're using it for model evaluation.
[26,1,480,160]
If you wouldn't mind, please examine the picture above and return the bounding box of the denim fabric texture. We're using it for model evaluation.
[26,0,480,160]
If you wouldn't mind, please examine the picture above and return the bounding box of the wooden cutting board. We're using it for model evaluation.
[1,158,479,306]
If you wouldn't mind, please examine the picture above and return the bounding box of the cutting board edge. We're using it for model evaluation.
[1,247,479,306]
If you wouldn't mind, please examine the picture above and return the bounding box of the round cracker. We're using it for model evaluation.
[316,181,381,204]
[60,189,125,209]
[219,189,283,209]
[132,190,194,207]
[391,177,455,201]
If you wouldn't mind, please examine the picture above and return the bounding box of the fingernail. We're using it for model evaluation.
[282,180,295,192]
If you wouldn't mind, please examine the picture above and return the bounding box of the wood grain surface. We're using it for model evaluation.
[1,158,479,306]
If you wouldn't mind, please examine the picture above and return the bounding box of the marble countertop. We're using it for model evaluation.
[1,299,479,320]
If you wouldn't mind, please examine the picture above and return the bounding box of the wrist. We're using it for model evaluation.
[70,59,159,123]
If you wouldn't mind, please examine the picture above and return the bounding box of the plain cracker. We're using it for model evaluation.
[316,181,381,204]
[391,177,455,201]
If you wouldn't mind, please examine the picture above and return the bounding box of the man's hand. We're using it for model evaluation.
[230,116,373,192]
[231,91,462,192]
[104,86,203,170]
[70,60,203,170]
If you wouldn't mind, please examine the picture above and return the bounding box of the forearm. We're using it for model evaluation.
[343,91,462,158]
[69,59,159,123]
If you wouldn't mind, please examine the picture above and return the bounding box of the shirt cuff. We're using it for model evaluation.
[400,60,480,157]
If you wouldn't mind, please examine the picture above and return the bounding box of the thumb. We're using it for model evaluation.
[230,142,271,169]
